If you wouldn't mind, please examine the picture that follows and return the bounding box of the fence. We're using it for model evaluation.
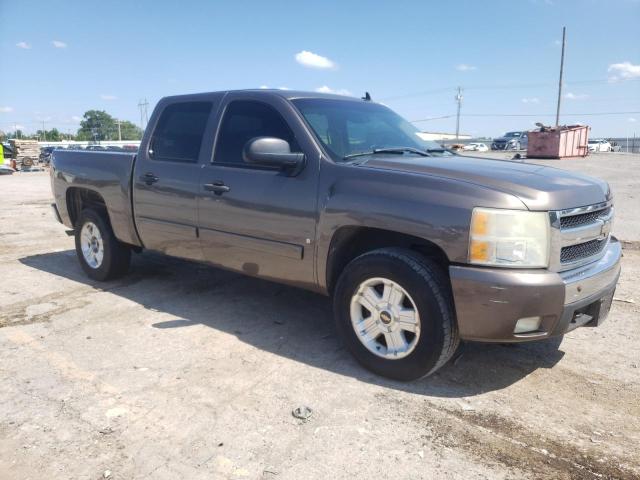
[609,137,639,153]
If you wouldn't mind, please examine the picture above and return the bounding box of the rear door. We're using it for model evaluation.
[197,93,320,288]
[133,99,215,260]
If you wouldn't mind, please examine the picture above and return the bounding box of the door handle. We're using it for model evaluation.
[204,181,230,195]
[141,172,159,185]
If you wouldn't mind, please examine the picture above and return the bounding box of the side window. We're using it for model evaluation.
[150,102,212,163]
[214,100,299,165]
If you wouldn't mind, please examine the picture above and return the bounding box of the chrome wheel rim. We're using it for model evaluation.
[80,222,104,269]
[349,277,421,360]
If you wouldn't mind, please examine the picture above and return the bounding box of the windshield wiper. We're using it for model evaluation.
[343,147,430,160]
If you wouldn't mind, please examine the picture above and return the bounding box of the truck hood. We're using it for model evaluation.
[357,155,610,211]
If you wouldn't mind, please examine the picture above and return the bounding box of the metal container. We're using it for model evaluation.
[527,125,589,159]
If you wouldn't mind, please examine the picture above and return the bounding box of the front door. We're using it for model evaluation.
[197,94,319,288]
[133,100,215,261]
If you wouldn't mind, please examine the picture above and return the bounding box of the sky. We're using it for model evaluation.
[1,0,639,138]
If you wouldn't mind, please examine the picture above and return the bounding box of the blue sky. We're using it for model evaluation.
[1,0,639,138]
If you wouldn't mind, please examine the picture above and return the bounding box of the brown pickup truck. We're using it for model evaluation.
[50,90,621,380]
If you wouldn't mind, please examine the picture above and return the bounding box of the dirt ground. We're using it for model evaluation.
[1,154,639,479]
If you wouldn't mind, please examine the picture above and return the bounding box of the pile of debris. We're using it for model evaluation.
[9,139,41,168]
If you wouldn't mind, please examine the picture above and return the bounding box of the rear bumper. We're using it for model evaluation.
[450,238,622,342]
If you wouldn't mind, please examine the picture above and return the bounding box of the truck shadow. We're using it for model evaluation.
[19,250,564,398]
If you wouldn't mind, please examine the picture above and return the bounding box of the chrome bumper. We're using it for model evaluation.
[561,237,621,305]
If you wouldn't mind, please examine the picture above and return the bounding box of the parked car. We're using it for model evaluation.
[40,146,57,164]
[86,145,107,151]
[50,89,621,380]
[492,131,528,151]
[463,142,489,152]
[588,139,612,152]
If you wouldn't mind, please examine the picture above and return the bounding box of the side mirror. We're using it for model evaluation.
[243,137,305,176]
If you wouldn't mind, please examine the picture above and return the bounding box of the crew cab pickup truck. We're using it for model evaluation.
[50,90,621,380]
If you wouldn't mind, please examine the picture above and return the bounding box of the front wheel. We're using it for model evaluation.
[75,209,131,281]
[333,248,459,381]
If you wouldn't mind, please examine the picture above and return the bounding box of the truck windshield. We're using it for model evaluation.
[291,98,452,161]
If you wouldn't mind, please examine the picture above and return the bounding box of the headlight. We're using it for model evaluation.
[468,208,550,268]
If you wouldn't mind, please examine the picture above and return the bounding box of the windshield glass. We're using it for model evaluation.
[504,132,521,137]
[292,98,452,161]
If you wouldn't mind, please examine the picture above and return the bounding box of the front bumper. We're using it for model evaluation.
[449,237,622,342]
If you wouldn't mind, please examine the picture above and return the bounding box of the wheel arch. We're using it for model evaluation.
[325,226,450,295]
[66,187,110,228]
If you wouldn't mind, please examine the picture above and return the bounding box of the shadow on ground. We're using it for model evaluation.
[19,250,564,397]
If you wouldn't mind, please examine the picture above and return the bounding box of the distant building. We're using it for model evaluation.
[417,132,472,141]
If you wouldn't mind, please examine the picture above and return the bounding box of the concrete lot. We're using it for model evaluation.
[1,154,639,479]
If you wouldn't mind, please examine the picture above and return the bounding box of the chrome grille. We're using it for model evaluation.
[560,207,611,229]
[549,201,613,272]
[561,238,607,263]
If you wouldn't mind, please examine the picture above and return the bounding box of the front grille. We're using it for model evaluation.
[561,238,607,264]
[560,207,611,229]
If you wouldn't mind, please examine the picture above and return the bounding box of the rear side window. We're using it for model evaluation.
[214,100,299,165]
[150,102,212,163]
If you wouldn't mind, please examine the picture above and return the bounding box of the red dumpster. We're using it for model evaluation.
[527,125,589,159]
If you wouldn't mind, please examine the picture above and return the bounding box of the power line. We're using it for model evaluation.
[379,77,640,102]
[410,111,640,122]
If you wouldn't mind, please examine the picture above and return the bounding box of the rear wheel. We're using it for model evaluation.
[75,209,131,281]
[333,248,459,381]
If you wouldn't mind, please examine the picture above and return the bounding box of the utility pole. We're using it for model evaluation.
[42,120,47,141]
[455,87,463,140]
[116,119,122,141]
[555,26,566,127]
[137,98,149,132]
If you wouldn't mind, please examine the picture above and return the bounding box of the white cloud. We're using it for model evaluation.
[0,106,13,113]
[554,39,562,46]
[100,94,117,100]
[295,50,336,69]
[564,92,588,100]
[315,85,352,96]
[52,40,67,48]
[608,61,640,82]
[71,115,82,122]
[16,41,31,49]
[456,64,477,71]
[521,97,540,104]
[629,117,638,123]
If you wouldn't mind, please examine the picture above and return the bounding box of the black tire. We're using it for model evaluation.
[333,248,459,381]
[74,208,131,281]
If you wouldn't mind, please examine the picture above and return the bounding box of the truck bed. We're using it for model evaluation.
[50,150,141,247]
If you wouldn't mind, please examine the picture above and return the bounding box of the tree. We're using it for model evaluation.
[77,110,116,142]
[76,110,142,141]
[35,128,63,142]
[117,120,142,140]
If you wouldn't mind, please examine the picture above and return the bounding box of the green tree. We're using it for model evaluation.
[36,128,63,142]
[117,120,142,140]
[76,110,142,141]
[77,110,116,142]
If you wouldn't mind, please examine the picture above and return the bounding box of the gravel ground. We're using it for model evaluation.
[1,164,639,480]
